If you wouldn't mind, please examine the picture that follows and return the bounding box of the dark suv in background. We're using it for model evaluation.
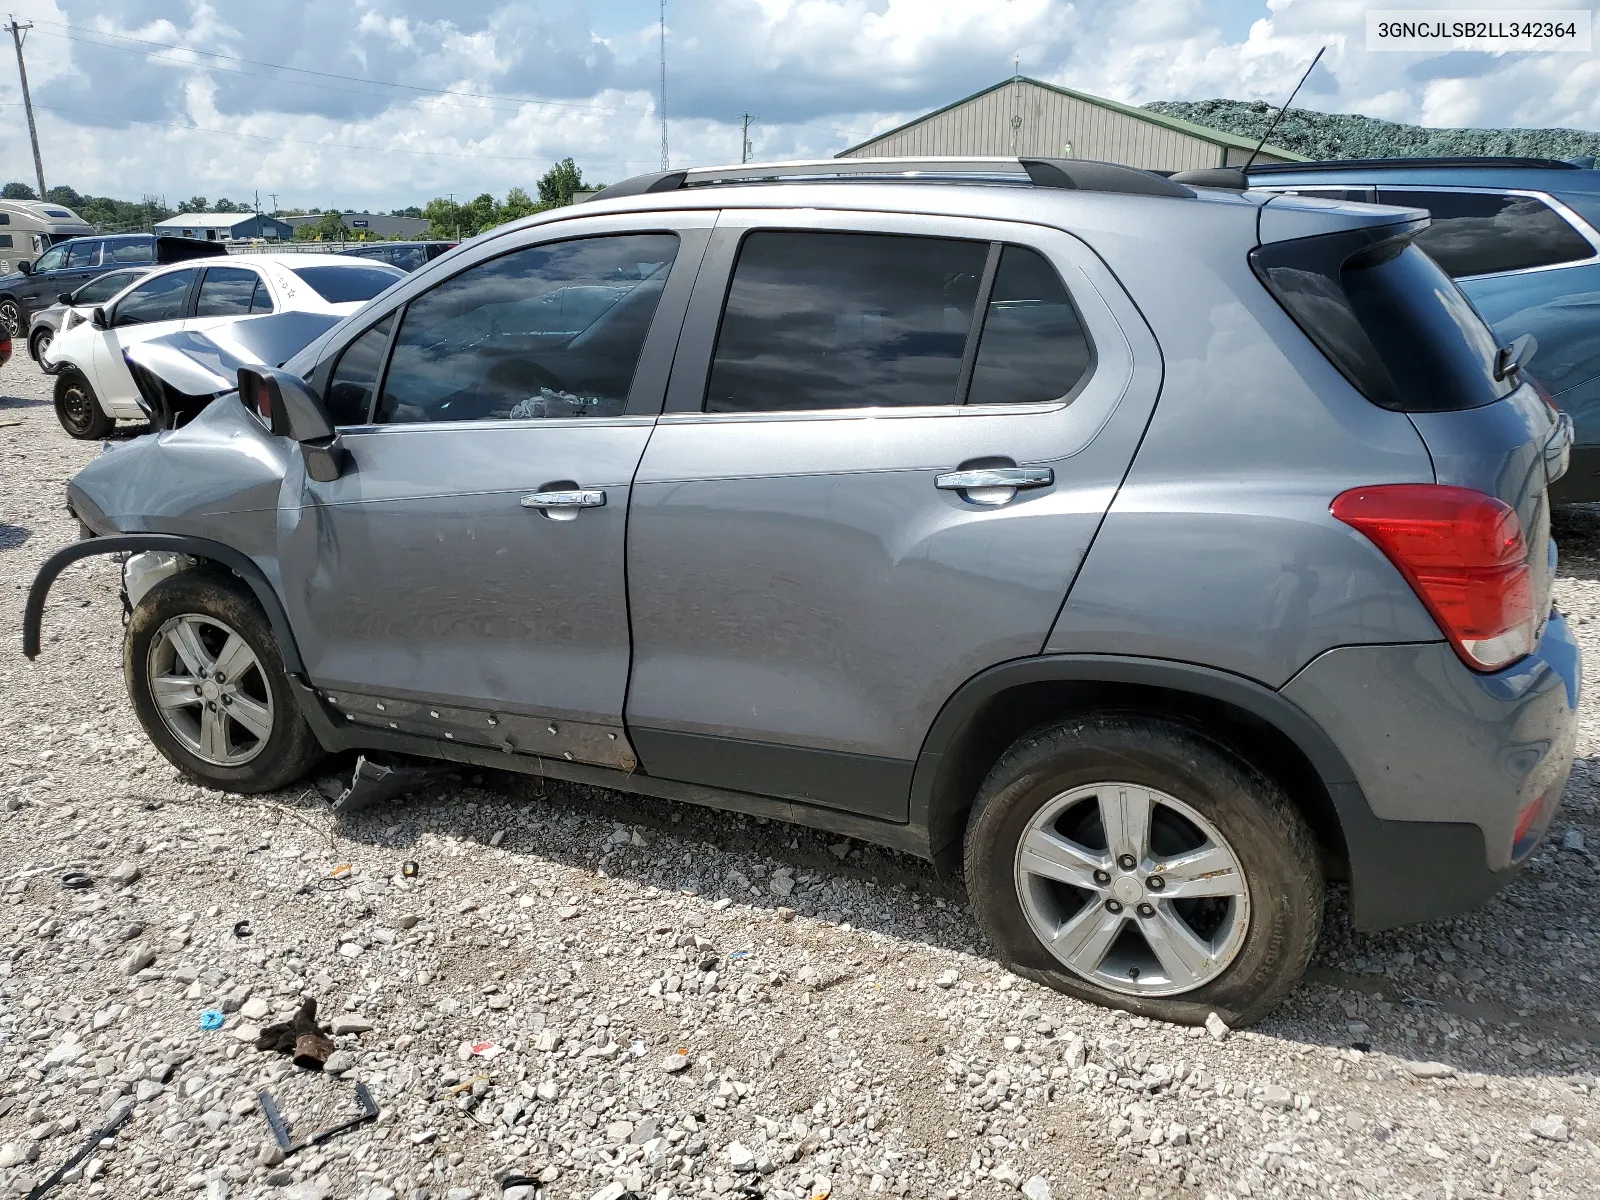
[340,240,455,272]
[1248,157,1600,499]
[0,233,226,338]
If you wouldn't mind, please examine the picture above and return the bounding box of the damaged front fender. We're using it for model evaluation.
[22,532,307,674]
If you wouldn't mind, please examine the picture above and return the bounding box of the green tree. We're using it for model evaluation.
[536,158,585,206]
[314,211,348,240]
[177,196,210,214]
[500,186,540,222]
[44,185,84,208]
[390,205,423,218]
[214,197,241,213]
[2,182,37,199]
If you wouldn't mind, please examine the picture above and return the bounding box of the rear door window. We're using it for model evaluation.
[1379,189,1595,277]
[66,240,101,269]
[194,266,260,317]
[705,231,986,412]
[109,240,155,264]
[75,270,142,305]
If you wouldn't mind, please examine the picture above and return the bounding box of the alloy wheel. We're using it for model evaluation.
[0,300,18,338]
[146,614,274,766]
[1014,782,1250,996]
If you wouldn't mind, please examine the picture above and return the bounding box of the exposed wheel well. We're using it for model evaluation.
[925,678,1350,883]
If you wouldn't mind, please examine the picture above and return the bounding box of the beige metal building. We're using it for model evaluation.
[838,77,1306,171]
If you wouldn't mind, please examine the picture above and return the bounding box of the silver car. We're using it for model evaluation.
[24,157,1581,1025]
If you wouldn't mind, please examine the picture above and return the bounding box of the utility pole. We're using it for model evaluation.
[658,0,669,170]
[740,112,757,164]
[269,192,279,216]
[5,16,46,201]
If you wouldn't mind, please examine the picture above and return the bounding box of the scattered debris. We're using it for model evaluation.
[232,919,253,938]
[469,1041,505,1060]
[402,860,420,879]
[58,870,93,890]
[323,752,453,814]
[258,1081,379,1159]
[200,1009,225,1031]
[1205,1011,1231,1042]
[255,998,335,1070]
[24,1096,135,1200]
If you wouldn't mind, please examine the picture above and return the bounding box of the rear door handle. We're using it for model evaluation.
[935,466,1054,506]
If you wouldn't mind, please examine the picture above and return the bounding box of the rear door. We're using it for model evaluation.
[624,210,1162,820]
[189,265,273,334]
[277,212,711,768]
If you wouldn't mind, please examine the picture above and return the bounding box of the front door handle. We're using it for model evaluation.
[521,489,605,509]
[935,466,1054,506]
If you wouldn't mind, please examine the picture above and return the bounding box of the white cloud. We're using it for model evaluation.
[0,0,1591,211]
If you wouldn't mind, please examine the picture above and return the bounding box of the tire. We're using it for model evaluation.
[30,328,58,374]
[54,370,114,440]
[0,297,18,338]
[124,571,323,793]
[963,713,1322,1026]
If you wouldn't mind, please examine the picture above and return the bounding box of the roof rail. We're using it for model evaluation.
[583,157,1195,204]
[1244,155,1581,174]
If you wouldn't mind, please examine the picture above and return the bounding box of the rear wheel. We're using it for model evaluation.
[30,327,57,373]
[54,370,113,439]
[0,298,18,338]
[125,572,323,793]
[964,713,1322,1025]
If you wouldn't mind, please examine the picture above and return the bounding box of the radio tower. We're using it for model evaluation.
[658,0,669,170]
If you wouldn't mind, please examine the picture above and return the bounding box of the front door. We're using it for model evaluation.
[87,266,200,416]
[278,216,710,768]
[624,211,1161,819]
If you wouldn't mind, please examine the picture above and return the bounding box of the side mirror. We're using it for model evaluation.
[16,260,31,276]
[58,292,74,305]
[90,307,108,330]
[237,365,347,482]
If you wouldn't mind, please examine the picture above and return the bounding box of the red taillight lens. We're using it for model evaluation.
[0,332,11,368]
[1332,484,1536,672]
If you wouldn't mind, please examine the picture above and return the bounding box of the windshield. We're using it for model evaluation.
[290,264,402,304]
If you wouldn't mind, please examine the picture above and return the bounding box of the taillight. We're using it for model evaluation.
[1332,484,1535,672]
[0,331,11,368]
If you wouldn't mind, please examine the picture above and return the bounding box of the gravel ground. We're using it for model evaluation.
[1,355,1598,1200]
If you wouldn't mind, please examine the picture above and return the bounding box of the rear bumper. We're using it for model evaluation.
[1282,610,1579,929]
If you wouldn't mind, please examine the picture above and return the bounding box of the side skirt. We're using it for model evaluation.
[289,679,932,858]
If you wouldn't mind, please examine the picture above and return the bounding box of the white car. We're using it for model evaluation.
[47,253,404,438]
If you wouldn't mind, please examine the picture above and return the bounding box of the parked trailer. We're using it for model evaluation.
[0,199,94,275]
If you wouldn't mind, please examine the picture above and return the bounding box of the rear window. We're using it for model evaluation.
[1252,224,1514,413]
[289,264,402,303]
[109,240,154,264]
[1380,189,1595,277]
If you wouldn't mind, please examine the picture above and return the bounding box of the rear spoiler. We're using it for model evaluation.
[154,236,230,264]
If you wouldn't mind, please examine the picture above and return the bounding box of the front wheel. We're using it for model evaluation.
[0,298,18,338]
[54,370,114,439]
[30,327,58,374]
[964,713,1323,1026]
[125,572,324,792]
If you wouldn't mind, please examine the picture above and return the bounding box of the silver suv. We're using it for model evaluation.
[25,157,1581,1025]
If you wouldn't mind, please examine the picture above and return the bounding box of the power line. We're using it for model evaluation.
[25,18,652,119]
[0,100,662,165]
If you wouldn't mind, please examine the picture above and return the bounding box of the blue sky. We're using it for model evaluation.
[0,0,1593,211]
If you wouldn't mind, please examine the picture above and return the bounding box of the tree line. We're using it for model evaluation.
[0,159,601,241]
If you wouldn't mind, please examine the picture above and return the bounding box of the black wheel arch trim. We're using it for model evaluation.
[907,653,1495,931]
[22,532,306,676]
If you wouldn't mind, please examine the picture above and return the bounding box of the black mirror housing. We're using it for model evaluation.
[57,292,74,305]
[16,260,31,276]
[90,307,108,330]
[236,365,347,483]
